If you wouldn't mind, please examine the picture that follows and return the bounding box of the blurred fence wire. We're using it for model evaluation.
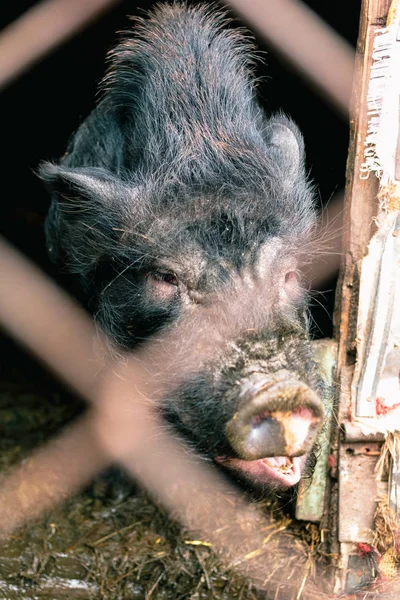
[0,0,361,598]
[227,0,354,117]
[0,0,122,90]
[0,238,334,599]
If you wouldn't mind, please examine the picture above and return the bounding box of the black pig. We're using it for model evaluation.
[40,3,328,493]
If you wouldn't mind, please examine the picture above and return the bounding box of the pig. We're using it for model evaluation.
[39,2,329,495]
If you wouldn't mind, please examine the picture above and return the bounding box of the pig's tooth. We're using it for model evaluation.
[262,458,278,468]
[262,457,294,471]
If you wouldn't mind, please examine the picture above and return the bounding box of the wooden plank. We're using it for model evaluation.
[333,0,393,594]
[334,0,390,370]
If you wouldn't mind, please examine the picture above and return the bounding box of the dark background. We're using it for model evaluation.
[0,0,361,367]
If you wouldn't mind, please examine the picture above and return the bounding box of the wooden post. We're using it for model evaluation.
[334,0,394,594]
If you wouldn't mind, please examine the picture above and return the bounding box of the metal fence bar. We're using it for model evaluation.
[0,0,121,90]
[0,238,100,398]
[0,412,108,537]
[226,0,354,116]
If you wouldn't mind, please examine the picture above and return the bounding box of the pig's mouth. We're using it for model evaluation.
[215,454,304,488]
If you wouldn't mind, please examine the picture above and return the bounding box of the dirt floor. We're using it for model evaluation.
[0,338,327,600]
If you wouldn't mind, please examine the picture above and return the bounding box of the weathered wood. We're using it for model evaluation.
[333,0,393,594]
[335,0,391,369]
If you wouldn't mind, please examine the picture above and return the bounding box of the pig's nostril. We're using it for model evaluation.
[251,412,274,427]
[250,406,315,429]
[225,381,325,461]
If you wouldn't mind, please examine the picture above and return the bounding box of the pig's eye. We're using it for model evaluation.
[152,271,179,286]
[146,271,179,302]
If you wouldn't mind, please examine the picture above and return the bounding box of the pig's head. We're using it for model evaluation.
[39,4,328,493]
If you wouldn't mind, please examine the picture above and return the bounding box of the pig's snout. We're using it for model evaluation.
[226,374,325,461]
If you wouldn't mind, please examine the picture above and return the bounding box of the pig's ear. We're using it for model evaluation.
[265,114,305,181]
[38,162,134,269]
[38,162,125,204]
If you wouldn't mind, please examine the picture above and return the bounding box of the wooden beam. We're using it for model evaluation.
[334,0,393,594]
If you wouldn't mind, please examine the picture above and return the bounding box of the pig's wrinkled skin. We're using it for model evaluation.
[40,3,329,494]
